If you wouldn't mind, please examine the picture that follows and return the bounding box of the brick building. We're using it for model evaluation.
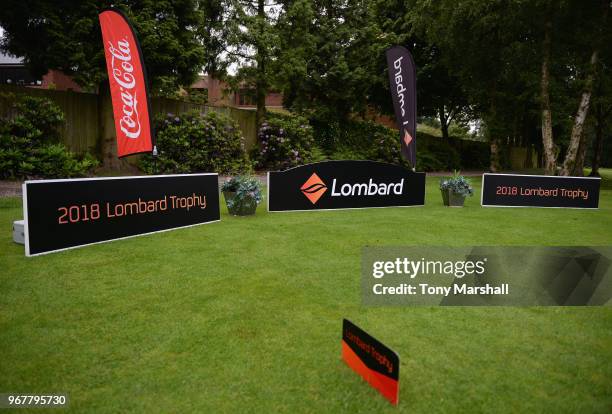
[1,52,281,109]
[0,52,82,92]
[190,75,283,108]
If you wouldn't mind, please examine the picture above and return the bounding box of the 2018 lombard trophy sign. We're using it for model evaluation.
[22,174,220,256]
[267,160,425,212]
[481,173,601,209]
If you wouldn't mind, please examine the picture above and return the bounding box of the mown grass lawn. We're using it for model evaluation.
[1,171,611,413]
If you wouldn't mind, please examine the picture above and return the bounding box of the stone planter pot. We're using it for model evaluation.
[441,189,449,206]
[449,190,466,207]
[223,191,258,216]
[441,189,466,207]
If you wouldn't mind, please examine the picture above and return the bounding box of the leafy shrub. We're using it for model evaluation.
[316,118,488,172]
[0,96,98,179]
[16,144,98,178]
[322,120,408,166]
[417,147,448,172]
[308,110,344,151]
[448,122,471,140]
[140,111,250,174]
[454,139,490,169]
[0,95,64,143]
[251,112,316,170]
[328,146,369,161]
[221,175,263,215]
[418,135,462,171]
[440,170,474,197]
[249,111,489,172]
[346,120,404,165]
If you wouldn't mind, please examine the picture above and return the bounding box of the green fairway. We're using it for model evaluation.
[1,171,611,413]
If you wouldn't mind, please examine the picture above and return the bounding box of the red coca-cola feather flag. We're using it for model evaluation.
[99,9,153,157]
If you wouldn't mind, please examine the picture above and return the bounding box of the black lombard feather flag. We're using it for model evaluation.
[386,46,416,168]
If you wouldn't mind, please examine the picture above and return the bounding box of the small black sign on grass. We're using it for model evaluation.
[341,319,400,405]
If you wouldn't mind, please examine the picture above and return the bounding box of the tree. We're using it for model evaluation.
[588,30,612,177]
[274,0,384,138]
[539,2,556,174]
[0,0,205,95]
[405,0,612,176]
[408,0,541,171]
[589,83,612,176]
[559,0,610,176]
[371,0,471,140]
[518,0,611,176]
[198,0,230,79]
[215,0,280,127]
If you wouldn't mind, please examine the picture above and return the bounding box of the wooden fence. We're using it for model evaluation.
[0,85,100,154]
[0,85,257,156]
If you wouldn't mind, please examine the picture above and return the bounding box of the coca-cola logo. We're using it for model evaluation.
[108,38,141,139]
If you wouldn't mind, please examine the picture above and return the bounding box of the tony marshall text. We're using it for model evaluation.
[372,283,509,296]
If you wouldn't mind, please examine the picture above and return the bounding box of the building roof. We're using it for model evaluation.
[191,75,209,89]
[0,51,24,65]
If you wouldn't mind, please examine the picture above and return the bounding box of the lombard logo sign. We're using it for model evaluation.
[268,160,425,212]
[108,37,141,140]
[300,173,404,205]
[301,173,328,204]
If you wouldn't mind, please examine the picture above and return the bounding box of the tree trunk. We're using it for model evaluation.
[540,15,556,175]
[560,50,599,176]
[571,134,587,176]
[589,103,605,177]
[255,72,266,128]
[487,83,502,172]
[439,105,449,139]
[490,137,501,172]
[526,145,534,169]
[255,0,267,128]
[560,0,608,176]
[98,80,132,172]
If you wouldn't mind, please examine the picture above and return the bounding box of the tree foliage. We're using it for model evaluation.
[275,0,382,123]
[0,0,205,95]
[2,0,611,174]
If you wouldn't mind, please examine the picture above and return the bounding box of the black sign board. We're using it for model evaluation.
[342,319,400,405]
[268,160,425,212]
[481,173,600,209]
[22,174,220,256]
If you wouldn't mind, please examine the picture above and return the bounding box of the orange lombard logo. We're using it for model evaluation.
[403,130,413,146]
[301,173,327,204]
